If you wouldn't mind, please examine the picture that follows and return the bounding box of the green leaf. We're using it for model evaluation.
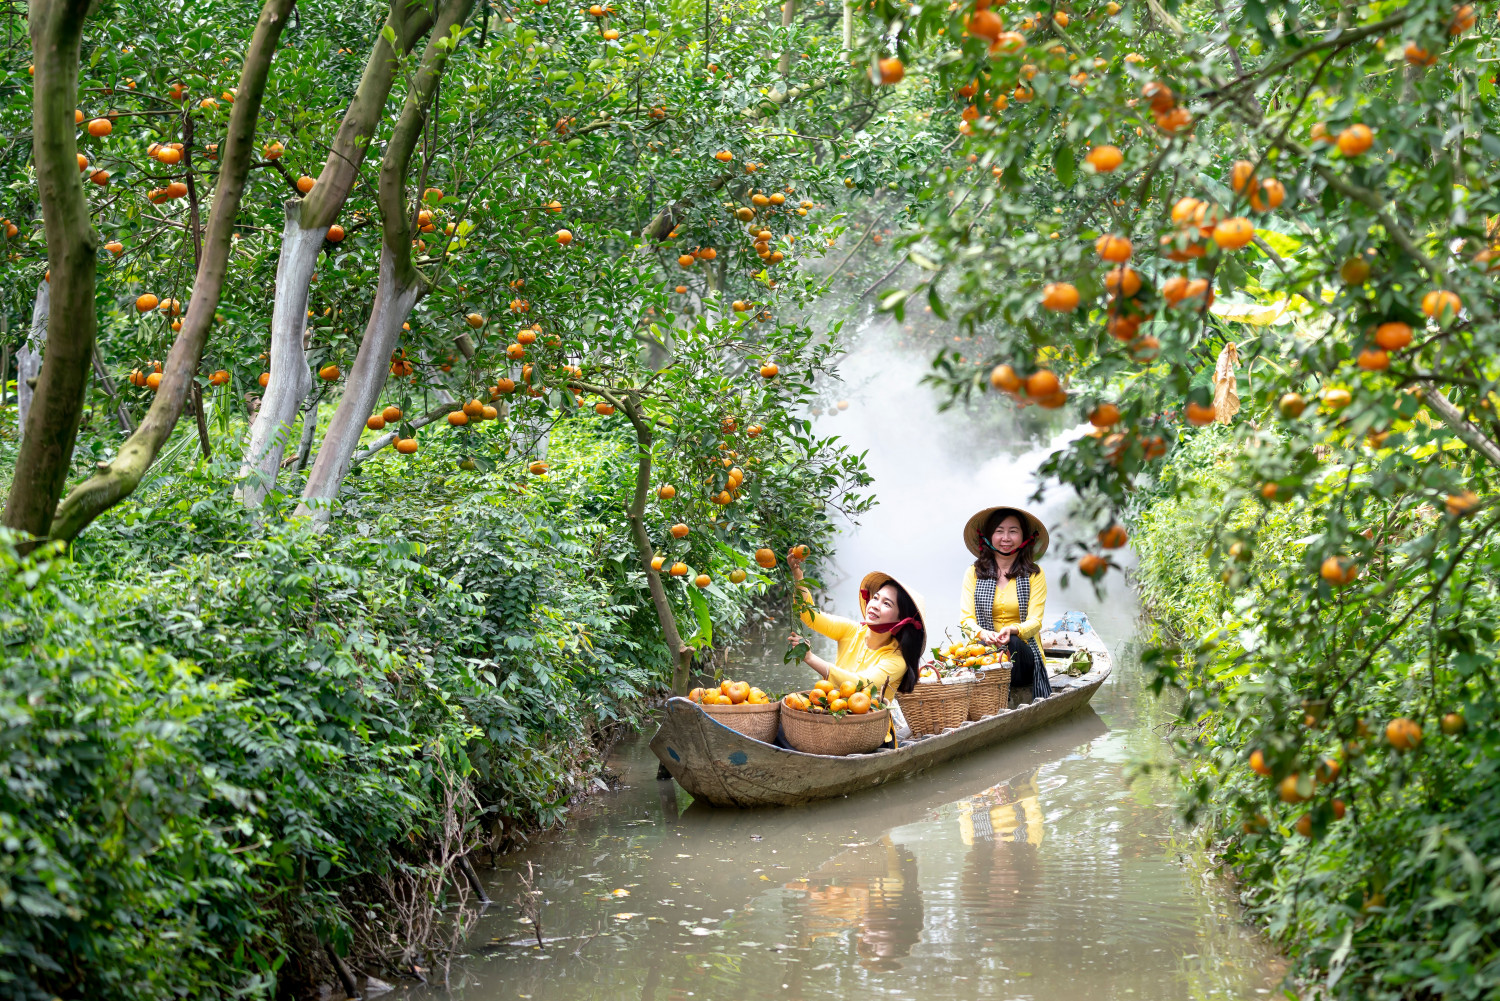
[686,585,713,649]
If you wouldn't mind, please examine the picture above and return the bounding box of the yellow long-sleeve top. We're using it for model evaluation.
[958,565,1047,641]
[800,607,908,697]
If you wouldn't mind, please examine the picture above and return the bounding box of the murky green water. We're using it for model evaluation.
[420,330,1284,1001]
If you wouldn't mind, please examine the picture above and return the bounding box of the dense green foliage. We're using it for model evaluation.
[1129,427,1499,1000]
[1,411,857,998]
[853,0,1500,996]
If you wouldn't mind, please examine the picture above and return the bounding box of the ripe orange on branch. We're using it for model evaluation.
[1084,145,1123,173]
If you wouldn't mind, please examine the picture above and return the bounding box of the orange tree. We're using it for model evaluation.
[868,0,1500,995]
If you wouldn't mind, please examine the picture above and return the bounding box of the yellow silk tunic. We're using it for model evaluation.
[800,608,908,697]
[957,565,1047,641]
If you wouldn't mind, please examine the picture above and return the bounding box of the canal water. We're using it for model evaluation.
[423,326,1284,1000]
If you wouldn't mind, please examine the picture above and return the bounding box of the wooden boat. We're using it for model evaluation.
[650,618,1112,808]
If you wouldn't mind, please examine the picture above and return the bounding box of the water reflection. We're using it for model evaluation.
[785,837,923,972]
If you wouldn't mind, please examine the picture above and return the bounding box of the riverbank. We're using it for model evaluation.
[1127,425,1499,1001]
[0,415,849,1000]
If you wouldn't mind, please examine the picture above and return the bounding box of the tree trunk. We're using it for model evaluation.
[235,206,321,506]
[616,392,693,695]
[48,0,295,543]
[295,251,420,522]
[842,0,852,51]
[4,1,96,543]
[238,0,440,508]
[295,0,473,524]
[90,342,134,434]
[777,0,796,77]
[16,279,47,432]
[292,395,320,470]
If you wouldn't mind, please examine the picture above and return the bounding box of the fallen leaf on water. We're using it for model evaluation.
[611,912,640,921]
[611,888,630,897]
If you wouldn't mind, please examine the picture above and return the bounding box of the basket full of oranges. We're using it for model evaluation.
[779,679,892,755]
[687,681,779,743]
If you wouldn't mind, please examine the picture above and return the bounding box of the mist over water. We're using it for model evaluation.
[419,322,1284,1001]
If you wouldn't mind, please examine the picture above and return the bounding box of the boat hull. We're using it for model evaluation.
[649,642,1111,808]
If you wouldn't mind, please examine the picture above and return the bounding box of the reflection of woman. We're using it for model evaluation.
[957,769,1046,846]
[959,507,1052,704]
[788,552,925,700]
[856,839,924,972]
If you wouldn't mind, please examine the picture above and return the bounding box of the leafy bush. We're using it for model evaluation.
[1130,427,1500,1000]
[0,413,837,999]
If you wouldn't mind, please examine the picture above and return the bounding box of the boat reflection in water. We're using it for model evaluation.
[784,837,924,972]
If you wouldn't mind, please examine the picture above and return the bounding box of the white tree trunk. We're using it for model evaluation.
[237,201,323,507]
[16,280,48,434]
[842,0,853,51]
[295,249,420,525]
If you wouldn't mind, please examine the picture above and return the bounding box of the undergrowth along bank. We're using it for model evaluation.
[1128,427,1499,1001]
[1,415,851,999]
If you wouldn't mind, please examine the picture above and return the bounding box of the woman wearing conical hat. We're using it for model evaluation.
[959,506,1053,704]
[787,550,926,700]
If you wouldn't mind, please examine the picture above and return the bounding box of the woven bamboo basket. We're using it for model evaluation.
[968,665,1012,720]
[780,704,892,755]
[897,679,974,736]
[699,700,781,744]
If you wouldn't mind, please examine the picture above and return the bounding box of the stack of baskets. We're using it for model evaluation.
[898,678,975,737]
[780,703,891,754]
[700,701,781,744]
[967,664,1012,720]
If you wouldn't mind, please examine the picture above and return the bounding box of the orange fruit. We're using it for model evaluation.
[838,679,857,698]
[1090,403,1120,427]
[1104,266,1141,297]
[1025,369,1060,398]
[529,460,548,475]
[668,562,688,577]
[814,679,835,694]
[1249,178,1285,212]
[318,363,340,381]
[1340,257,1371,285]
[1249,749,1272,776]
[1445,491,1479,516]
[1336,124,1373,156]
[1212,216,1254,250]
[727,681,750,703]
[1040,282,1080,312]
[447,411,469,426]
[1095,234,1132,262]
[1356,347,1389,371]
[1279,392,1307,418]
[694,574,711,588]
[1386,717,1422,750]
[688,688,705,703]
[1374,322,1412,350]
[760,363,779,378]
[258,372,270,387]
[1084,145,1123,173]
[829,698,848,713]
[989,364,1022,392]
[395,438,419,454]
[1185,401,1216,426]
[1078,553,1106,578]
[1422,289,1461,320]
[1278,774,1306,804]
[1320,556,1358,586]
[555,229,573,245]
[296,175,315,194]
[877,57,904,84]
[670,523,689,539]
[651,555,665,571]
[1098,524,1128,548]
[366,415,386,431]
[754,548,777,568]
[849,692,871,714]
